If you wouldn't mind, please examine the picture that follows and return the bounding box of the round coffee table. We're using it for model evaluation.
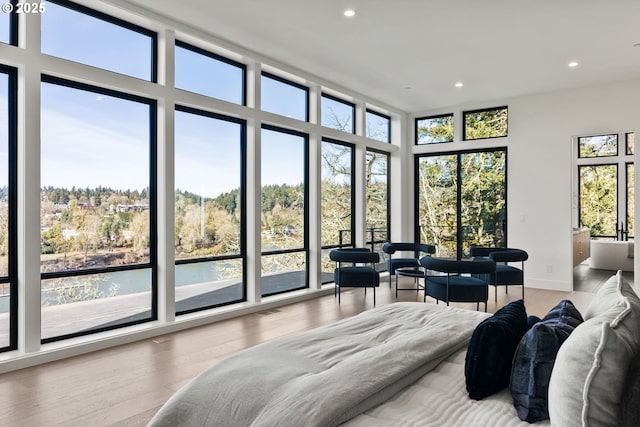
[394,266,426,298]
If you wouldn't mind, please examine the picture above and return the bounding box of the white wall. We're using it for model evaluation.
[409,78,640,292]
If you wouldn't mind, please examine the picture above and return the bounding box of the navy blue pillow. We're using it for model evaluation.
[510,299,584,423]
[465,299,528,400]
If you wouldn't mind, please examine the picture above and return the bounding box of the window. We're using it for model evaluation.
[365,149,389,264]
[0,66,16,352]
[578,134,618,158]
[175,41,245,105]
[42,0,156,81]
[40,76,156,342]
[261,126,308,296]
[576,132,632,240]
[579,164,618,238]
[416,149,507,259]
[321,139,354,282]
[463,106,508,140]
[0,1,17,45]
[321,94,354,133]
[366,110,391,143]
[416,113,453,144]
[174,107,245,313]
[261,73,308,121]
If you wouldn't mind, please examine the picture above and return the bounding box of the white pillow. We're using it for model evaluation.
[548,271,640,426]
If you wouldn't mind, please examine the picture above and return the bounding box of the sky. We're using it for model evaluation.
[5,1,387,198]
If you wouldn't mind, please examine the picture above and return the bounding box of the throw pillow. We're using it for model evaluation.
[510,300,584,423]
[548,271,640,426]
[465,299,528,400]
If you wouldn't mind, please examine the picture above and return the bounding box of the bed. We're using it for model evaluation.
[148,271,640,427]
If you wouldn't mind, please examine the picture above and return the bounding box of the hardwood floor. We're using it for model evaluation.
[0,276,596,427]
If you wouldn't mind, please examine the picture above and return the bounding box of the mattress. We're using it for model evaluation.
[343,348,551,427]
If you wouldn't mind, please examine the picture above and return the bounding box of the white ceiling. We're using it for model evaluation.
[123,0,640,113]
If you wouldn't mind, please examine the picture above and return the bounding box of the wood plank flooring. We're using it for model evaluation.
[0,276,596,427]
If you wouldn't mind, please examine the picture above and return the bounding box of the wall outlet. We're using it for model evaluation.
[546,264,553,273]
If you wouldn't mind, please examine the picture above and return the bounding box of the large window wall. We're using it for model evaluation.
[0,0,397,365]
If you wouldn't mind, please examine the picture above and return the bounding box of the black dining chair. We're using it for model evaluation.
[420,256,496,311]
[469,247,529,302]
[382,242,436,287]
[329,248,380,305]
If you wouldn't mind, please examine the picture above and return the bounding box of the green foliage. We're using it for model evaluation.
[417,151,506,257]
[417,115,454,144]
[579,165,617,236]
[578,134,618,158]
[464,107,508,140]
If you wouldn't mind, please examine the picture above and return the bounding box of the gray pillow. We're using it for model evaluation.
[548,271,640,426]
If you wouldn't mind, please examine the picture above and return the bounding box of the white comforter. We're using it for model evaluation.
[148,302,489,427]
[343,348,551,427]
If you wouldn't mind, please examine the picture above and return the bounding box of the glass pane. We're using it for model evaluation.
[175,110,242,259]
[261,74,307,121]
[41,268,152,340]
[366,110,390,143]
[321,95,354,133]
[0,72,8,278]
[365,150,388,266]
[627,132,635,155]
[175,43,244,105]
[416,155,458,258]
[261,251,306,296]
[579,165,618,238]
[628,163,634,240]
[578,134,618,158]
[321,140,353,248]
[0,71,9,349]
[174,109,244,312]
[0,7,10,44]
[42,1,154,80]
[416,114,453,144]
[261,128,306,251]
[175,258,243,312]
[41,82,151,273]
[460,151,506,256]
[464,107,508,140]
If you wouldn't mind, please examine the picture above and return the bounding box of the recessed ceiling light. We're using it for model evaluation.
[344,9,355,17]
[568,61,579,68]
[455,82,464,88]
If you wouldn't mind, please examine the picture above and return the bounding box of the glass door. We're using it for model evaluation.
[416,149,507,259]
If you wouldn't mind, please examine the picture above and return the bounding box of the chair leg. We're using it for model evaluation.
[522,285,525,300]
[494,286,498,302]
[373,287,376,305]
[338,285,341,304]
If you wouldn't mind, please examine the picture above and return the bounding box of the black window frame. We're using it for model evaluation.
[174,40,247,106]
[462,105,508,141]
[415,112,454,145]
[40,74,158,343]
[174,104,247,315]
[366,109,391,143]
[414,147,508,260]
[320,93,355,134]
[260,72,309,122]
[626,132,634,156]
[44,0,158,83]
[577,134,619,159]
[0,64,17,353]
[577,162,619,239]
[260,124,309,296]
